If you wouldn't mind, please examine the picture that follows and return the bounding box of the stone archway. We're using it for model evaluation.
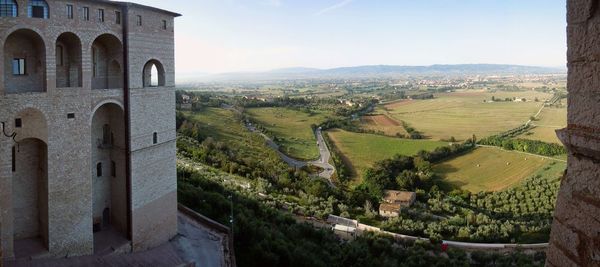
[91,34,123,90]
[90,102,128,249]
[55,32,82,88]
[12,138,49,252]
[4,29,47,94]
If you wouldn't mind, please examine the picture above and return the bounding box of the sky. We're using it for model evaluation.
[133,0,567,74]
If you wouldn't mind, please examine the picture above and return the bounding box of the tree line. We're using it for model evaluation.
[478,136,566,156]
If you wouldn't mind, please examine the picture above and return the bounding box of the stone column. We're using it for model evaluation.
[547,0,600,266]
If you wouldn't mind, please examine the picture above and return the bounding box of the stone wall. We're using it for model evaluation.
[127,4,178,252]
[547,0,600,266]
[0,0,179,259]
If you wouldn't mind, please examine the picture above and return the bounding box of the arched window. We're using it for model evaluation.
[143,60,165,87]
[0,0,18,17]
[96,162,102,177]
[28,0,48,19]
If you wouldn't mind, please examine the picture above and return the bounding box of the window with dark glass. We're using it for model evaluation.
[15,118,22,128]
[153,132,158,144]
[98,9,104,22]
[0,0,18,17]
[111,161,116,177]
[12,58,25,75]
[136,15,142,26]
[162,20,167,30]
[66,4,73,19]
[97,162,102,177]
[28,0,48,19]
[115,10,121,24]
[83,6,89,20]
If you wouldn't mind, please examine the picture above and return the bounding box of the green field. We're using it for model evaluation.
[327,129,447,181]
[247,107,336,160]
[519,106,567,144]
[379,90,553,141]
[183,108,247,142]
[433,147,566,192]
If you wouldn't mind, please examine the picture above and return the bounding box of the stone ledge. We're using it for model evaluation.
[558,127,600,162]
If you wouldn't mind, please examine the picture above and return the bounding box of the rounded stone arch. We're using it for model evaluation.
[142,59,165,87]
[90,33,123,90]
[55,32,83,88]
[3,28,47,94]
[14,107,48,144]
[90,99,124,125]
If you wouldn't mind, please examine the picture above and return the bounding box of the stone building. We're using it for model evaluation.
[547,0,600,266]
[0,0,180,259]
[379,190,416,218]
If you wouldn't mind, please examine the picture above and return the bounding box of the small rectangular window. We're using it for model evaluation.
[92,48,97,77]
[115,11,121,24]
[12,146,16,172]
[162,20,167,30]
[137,15,142,26]
[97,162,102,177]
[153,132,158,144]
[83,7,89,21]
[98,9,104,22]
[66,5,73,19]
[31,6,44,18]
[67,113,75,119]
[56,45,63,66]
[111,161,116,177]
[12,58,25,75]
[15,118,22,128]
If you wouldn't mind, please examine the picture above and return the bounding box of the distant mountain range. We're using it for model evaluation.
[185,64,566,83]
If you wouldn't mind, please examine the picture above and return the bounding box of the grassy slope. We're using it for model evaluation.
[327,129,447,182]
[247,107,335,160]
[381,91,552,141]
[519,106,567,144]
[433,147,566,192]
[182,108,275,159]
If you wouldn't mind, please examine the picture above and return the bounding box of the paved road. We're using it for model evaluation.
[245,123,336,186]
[246,123,307,168]
[308,128,336,186]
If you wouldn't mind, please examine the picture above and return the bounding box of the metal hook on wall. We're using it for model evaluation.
[1,121,19,150]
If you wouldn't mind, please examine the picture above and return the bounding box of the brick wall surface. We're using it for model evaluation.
[0,0,179,259]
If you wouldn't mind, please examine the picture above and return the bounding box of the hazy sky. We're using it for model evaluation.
[134,0,567,74]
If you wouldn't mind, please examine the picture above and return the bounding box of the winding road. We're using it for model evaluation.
[245,122,336,186]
